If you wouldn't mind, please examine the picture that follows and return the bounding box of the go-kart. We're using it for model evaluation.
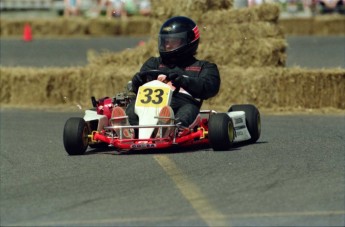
[63,70,261,155]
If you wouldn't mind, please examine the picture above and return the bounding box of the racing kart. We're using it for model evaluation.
[63,70,261,155]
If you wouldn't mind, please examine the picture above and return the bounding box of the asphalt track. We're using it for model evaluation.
[1,110,344,226]
[1,36,345,226]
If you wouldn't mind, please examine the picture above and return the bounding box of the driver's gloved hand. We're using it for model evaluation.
[168,72,188,88]
[131,73,144,93]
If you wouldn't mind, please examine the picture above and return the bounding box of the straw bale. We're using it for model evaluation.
[204,66,345,111]
[278,18,313,35]
[312,15,345,35]
[201,3,280,25]
[31,19,86,36]
[0,17,151,37]
[148,3,281,37]
[93,4,285,68]
[88,18,123,36]
[0,66,136,106]
[2,66,344,111]
[279,15,345,35]
[0,18,88,36]
[1,67,83,105]
[255,3,280,22]
[87,17,151,36]
[198,38,286,67]
[150,0,233,21]
[119,17,152,35]
[0,20,23,36]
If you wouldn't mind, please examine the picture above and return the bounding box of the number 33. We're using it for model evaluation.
[140,88,164,104]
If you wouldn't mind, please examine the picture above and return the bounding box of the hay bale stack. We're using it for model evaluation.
[152,2,285,67]
[88,17,151,36]
[0,18,88,36]
[89,3,286,68]
[186,3,286,66]
[197,22,286,66]
[206,66,345,111]
[1,66,344,111]
[0,20,25,36]
[0,66,136,106]
[151,0,233,21]
[0,17,152,36]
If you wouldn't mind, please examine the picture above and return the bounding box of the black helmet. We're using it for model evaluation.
[158,16,200,64]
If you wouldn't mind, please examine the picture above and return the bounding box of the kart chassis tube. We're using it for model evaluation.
[91,125,208,150]
[104,124,177,140]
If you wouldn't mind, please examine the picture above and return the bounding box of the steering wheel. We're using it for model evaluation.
[138,69,167,78]
[137,69,180,95]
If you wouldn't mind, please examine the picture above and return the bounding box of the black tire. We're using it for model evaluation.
[208,113,235,151]
[63,117,89,155]
[228,104,261,143]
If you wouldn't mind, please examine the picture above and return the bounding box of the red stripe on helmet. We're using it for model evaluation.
[192,26,200,42]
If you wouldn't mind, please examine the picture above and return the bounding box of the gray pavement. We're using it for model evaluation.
[1,35,345,226]
[0,109,344,226]
[286,35,345,69]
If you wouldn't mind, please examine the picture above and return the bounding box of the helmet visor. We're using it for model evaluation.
[158,32,188,52]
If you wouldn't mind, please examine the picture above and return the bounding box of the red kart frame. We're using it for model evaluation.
[89,111,213,150]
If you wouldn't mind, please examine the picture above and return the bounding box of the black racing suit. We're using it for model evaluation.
[126,56,220,127]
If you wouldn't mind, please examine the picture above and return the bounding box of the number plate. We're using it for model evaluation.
[136,86,170,108]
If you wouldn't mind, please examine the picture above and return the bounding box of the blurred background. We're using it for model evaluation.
[0,0,344,19]
[1,0,151,19]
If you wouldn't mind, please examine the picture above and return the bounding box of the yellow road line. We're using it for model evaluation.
[154,155,228,227]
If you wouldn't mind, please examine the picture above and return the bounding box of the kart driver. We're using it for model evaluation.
[125,16,220,131]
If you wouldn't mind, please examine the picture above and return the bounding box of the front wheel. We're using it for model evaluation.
[63,117,89,155]
[228,104,261,143]
[208,113,235,151]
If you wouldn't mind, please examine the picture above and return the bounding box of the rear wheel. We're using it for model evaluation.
[63,117,89,155]
[228,104,261,143]
[208,113,235,151]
